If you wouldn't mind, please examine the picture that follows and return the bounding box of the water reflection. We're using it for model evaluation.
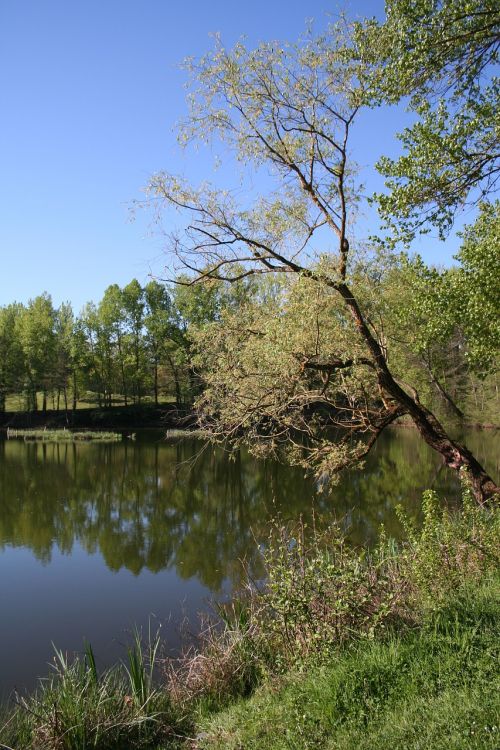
[0,429,497,695]
[1,429,497,589]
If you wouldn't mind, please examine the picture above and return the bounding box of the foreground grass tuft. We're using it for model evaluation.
[1,635,191,750]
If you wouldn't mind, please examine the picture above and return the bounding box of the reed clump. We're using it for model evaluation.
[2,635,190,750]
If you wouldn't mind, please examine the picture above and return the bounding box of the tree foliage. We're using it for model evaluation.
[0,280,212,413]
[358,0,500,243]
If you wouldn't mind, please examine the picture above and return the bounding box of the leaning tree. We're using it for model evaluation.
[144,14,498,503]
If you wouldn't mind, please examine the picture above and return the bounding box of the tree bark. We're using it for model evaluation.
[337,283,498,505]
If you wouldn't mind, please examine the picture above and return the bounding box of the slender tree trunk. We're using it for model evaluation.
[166,353,182,406]
[338,283,498,505]
[154,360,159,406]
[64,385,69,425]
[118,337,128,405]
[135,344,141,404]
[72,371,77,411]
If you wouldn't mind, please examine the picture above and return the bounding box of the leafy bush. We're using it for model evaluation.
[399,482,500,604]
[256,519,411,667]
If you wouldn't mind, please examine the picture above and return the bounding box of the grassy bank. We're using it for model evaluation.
[196,580,499,749]
[1,487,498,749]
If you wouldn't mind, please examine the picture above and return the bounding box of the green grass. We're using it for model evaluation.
[195,579,500,750]
[6,428,123,441]
[5,391,177,412]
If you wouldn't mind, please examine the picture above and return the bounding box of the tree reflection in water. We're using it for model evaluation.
[0,430,497,590]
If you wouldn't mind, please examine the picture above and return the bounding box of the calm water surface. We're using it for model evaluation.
[0,428,497,697]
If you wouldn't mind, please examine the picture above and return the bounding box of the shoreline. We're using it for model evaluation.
[1,408,497,434]
[0,404,197,431]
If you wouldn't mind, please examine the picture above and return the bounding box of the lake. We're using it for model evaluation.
[0,427,497,698]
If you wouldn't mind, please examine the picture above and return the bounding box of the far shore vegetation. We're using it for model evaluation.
[6,428,123,442]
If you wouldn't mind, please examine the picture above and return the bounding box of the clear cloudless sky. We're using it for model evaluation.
[0,1,462,312]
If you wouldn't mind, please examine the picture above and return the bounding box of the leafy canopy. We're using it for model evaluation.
[357,0,500,244]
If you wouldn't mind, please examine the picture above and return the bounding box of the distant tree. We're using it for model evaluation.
[99,284,129,404]
[17,294,57,411]
[144,280,172,405]
[53,302,75,412]
[79,302,111,407]
[122,279,146,404]
[0,304,23,413]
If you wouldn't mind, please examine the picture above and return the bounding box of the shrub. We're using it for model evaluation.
[256,518,411,668]
[170,485,499,701]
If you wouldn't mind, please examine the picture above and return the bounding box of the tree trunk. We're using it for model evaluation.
[72,371,77,411]
[154,361,159,406]
[134,340,141,404]
[422,362,464,419]
[166,353,182,406]
[338,283,498,505]
[118,337,128,405]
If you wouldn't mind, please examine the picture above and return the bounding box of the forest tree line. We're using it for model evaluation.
[0,276,251,413]
[0,234,498,425]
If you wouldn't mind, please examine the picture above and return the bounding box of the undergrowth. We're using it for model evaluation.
[196,579,499,749]
[167,481,499,707]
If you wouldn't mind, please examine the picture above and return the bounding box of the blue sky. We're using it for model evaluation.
[0,1,461,312]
